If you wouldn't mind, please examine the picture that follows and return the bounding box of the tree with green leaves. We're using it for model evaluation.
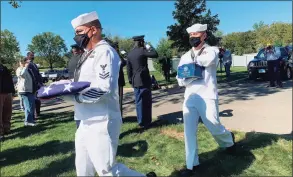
[167,0,220,52]
[0,29,21,71]
[252,21,265,30]
[27,32,68,70]
[221,31,257,55]
[9,0,21,8]
[153,38,175,73]
[103,34,134,53]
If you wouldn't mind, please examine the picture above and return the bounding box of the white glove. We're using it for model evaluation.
[145,44,151,50]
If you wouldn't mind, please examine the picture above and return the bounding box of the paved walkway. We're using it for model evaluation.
[13,80,292,134]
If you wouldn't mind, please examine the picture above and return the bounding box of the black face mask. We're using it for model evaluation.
[189,37,202,48]
[73,29,91,49]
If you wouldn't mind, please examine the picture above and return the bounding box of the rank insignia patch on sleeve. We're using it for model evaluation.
[99,64,109,79]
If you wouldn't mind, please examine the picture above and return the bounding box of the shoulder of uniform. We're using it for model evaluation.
[91,44,114,57]
[181,50,191,59]
[202,45,219,55]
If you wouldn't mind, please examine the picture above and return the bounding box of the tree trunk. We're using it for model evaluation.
[49,59,53,70]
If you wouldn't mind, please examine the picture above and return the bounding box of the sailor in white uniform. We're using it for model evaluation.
[176,24,236,177]
[69,11,157,177]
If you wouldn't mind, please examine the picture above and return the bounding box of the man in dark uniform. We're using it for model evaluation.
[113,42,127,117]
[127,35,158,129]
[67,44,84,128]
[161,54,171,82]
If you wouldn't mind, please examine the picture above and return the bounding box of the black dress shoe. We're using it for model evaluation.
[180,169,194,177]
[146,171,157,177]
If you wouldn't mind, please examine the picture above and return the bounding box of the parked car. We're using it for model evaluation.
[45,70,60,81]
[58,69,69,80]
[247,46,292,80]
[44,69,70,82]
[40,71,49,83]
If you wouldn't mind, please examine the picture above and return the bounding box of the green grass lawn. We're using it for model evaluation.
[1,111,292,176]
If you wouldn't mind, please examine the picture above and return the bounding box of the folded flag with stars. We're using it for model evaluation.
[37,81,91,99]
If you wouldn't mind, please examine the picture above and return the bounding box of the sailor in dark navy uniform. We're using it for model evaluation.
[126,35,158,128]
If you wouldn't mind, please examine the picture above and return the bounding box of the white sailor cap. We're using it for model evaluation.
[71,11,99,29]
[186,24,207,33]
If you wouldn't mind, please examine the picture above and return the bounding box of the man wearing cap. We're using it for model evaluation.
[126,35,158,129]
[176,23,235,177]
[69,11,156,177]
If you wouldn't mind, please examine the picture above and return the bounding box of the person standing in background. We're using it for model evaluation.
[68,44,84,80]
[0,63,15,140]
[127,35,158,129]
[26,51,43,119]
[161,54,171,82]
[113,42,126,117]
[264,44,282,88]
[16,66,24,111]
[68,44,84,128]
[219,47,232,79]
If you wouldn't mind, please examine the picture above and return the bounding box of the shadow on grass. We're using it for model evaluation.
[22,154,75,177]
[117,140,148,157]
[169,131,292,177]
[4,112,74,141]
[20,140,148,177]
[122,116,138,123]
[120,118,173,140]
[0,140,74,168]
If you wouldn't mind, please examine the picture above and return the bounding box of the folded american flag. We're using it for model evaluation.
[37,81,91,99]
